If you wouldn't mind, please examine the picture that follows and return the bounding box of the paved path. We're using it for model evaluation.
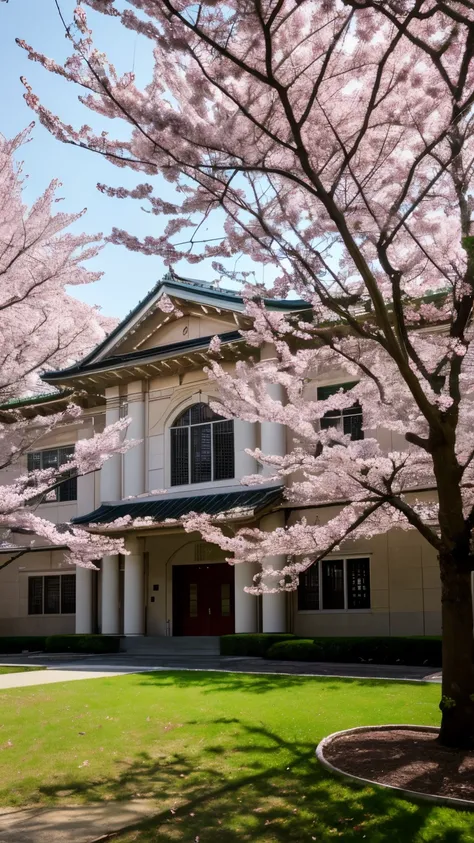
[0,667,137,690]
[0,654,442,687]
[0,799,158,842]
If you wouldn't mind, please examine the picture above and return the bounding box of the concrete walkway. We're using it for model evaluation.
[0,667,138,690]
[0,799,158,842]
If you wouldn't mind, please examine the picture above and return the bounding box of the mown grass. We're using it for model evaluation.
[0,670,472,841]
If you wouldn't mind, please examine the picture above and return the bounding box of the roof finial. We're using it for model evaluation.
[163,267,175,282]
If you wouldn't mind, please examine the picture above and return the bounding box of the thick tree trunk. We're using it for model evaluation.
[439,555,474,748]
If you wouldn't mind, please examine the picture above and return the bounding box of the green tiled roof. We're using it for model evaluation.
[0,389,74,410]
[73,486,282,526]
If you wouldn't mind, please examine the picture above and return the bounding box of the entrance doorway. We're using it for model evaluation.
[173,563,235,636]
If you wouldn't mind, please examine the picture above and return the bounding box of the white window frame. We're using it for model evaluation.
[27,573,76,616]
[297,556,371,614]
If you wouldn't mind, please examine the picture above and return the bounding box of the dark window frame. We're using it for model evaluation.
[170,402,235,486]
[27,446,77,502]
[317,382,364,441]
[298,557,371,611]
[28,574,76,615]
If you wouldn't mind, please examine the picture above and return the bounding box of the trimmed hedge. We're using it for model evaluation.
[0,636,47,653]
[266,636,442,667]
[220,634,296,657]
[45,635,121,654]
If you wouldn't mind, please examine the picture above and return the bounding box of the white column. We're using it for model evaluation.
[234,420,258,480]
[261,511,287,633]
[260,382,286,479]
[101,555,120,634]
[123,381,146,498]
[101,386,122,502]
[75,566,93,633]
[75,426,95,633]
[124,538,145,635]
[234,563,259,633]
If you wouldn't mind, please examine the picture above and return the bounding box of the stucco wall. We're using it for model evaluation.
[0,549,75,636]
[289,505,441,638]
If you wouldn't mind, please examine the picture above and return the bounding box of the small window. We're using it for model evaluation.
[189,583,198,618]
[28,574,76,615]
[317,383,363,441]
[27,447,77,502]
[298,558,370,611]
[170,402,234,486]
[221,583,231,617]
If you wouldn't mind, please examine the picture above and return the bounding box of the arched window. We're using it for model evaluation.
[170,403,234,486]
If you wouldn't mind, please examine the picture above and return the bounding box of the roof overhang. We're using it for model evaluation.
[72,485,283,535]
[41,331,247,391]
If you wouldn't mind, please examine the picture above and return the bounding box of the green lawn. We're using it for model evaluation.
[0,666,44,675]
[0,671,473,842]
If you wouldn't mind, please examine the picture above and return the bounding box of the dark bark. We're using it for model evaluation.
[439,552,474,748]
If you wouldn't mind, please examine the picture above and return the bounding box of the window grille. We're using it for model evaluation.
[194,543,207,562]
[298,558,370,611]
[27,446,77,502]
[317,383,364,441]
[170,402,234,486]
[28,574,76,615]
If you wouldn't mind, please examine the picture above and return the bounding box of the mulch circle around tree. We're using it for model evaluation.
[318,726,474,805]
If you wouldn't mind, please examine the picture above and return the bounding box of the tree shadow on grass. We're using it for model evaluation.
[38,699,474,842]
[134,669,426,696]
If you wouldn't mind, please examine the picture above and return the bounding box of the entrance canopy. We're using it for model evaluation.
[73,486,282,528]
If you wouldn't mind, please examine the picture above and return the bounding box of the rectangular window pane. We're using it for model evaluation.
[320,411,341,432]
[171,428,189,485]
[221,583,231,616]
[347,558,371,609]
[343,404,364,441]
[58,447,74,466]
[61,575,76,614]
[27,452,41,472]
[213,420,234,481]
[298,563,319,610]
[42,450,59,470]
[28,577,43,615]
[317,382,357,401]
[44,576,60,614]
[189,583,198,618]
[191,424,212,483]
[58,476,77,502]
[322,560,345,610]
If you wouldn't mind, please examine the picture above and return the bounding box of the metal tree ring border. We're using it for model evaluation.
[316,724,474,811]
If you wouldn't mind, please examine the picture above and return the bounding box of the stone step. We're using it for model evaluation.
[120,636,220,655]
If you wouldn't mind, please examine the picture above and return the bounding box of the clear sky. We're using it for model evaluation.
[1,0,247,321]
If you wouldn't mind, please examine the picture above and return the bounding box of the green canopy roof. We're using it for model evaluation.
[73,486,282,527]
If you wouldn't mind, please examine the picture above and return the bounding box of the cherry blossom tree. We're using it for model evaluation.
[17,0,474,747]
[0,127,131,569]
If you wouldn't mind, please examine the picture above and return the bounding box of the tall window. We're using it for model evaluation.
[27,447,77,502]
[298,558,370,611]
[317,383,363,441]
[28,574,76,615]
[170,403,234,486]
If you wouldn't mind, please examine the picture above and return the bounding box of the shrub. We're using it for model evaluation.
[0,636,47,653]
[45,635,121,654]
[220,633,296,657]
[266,636,442,666]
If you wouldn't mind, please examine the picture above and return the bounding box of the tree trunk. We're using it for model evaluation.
[439,555,474,748]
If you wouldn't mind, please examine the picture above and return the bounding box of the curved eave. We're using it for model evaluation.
[42,334,248,391]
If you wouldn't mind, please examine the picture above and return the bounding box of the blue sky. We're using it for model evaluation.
[1,0,246,321]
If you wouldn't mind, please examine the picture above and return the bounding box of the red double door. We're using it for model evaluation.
[173,563,235,636]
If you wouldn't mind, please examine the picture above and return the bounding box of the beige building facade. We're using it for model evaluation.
[0,274,444,640]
